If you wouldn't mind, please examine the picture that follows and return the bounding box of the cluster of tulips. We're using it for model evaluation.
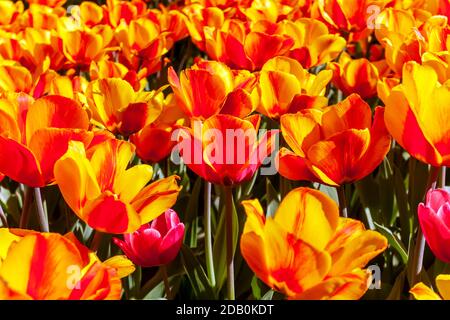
[0,0,450,301]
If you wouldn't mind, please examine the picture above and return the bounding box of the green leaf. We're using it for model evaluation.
[261,290,274,300]
[374,222,408,265]
[184,176,202,247]
[265,178,280,218]
[180,245,216,299]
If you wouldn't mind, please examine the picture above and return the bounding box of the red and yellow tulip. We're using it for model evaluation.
[241,187,388,299]
[0,228,134,300]
[278,94,391,186]
[54,138,181,233]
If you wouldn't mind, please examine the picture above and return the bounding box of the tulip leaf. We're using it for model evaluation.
[180,245,216,299]
[184,176,202,248]
[374,222,408,265]
[387,270,406,300]
[265,178,280,218]
[393,164,412,245]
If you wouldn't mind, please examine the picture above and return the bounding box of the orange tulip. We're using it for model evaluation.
[0,228,134,300]
[328,53,388,99]
[258,56,332,119]
[168,60,258,120]
[85,78,163,136]
[53,138,182,233]
[0,63,33,94]
[313,0,390,35]
[384,61,450,167]
[57,17,113,70]
[278,94,391,186]
[176,114,277,186]
[115,17,173,77]
[0,1,23,27]
[411,274,450,300]
[241,187,387,299]
[280,18,346,69]
[0,94,92,187]
[104,0,148,28]
[27,0,66,7]
[131,93,188,163]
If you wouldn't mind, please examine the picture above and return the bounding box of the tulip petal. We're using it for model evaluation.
[0,135,43,187]
[274,187,339,250]
[131,175,181,223]
[410,282,442,300]
[436,274,450,300]
[277,148,319,182]
[114,164,153,203]
[159,223,185,264]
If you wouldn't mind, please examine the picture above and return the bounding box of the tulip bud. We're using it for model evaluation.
[418,188,450,263]
[113,209,185,267]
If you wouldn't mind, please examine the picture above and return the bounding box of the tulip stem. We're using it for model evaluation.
[19,186,33,229]
[411,166,440,286]
[224,186,235,300]
[34,188,49,232]
[161,265,172,300]
[204,181,216,287]
[441,167,447,188]
[337,185,348,218]
[90,230,103,252]
[0,204,8,228]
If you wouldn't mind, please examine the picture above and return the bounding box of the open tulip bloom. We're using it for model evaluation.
[1,0,450,303]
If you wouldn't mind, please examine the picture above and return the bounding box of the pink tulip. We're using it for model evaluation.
[113,209,185,267]
[418,188,450,263]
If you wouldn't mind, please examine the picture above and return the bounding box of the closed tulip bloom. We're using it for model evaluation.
[0,94,92,187]
[168,60,257,120]
[241,187,387,299]
[258,56,332,119]
[113,209,185,267]
[384,61,450,167]
[411,274,450,300]
[0,228,134,300]
[176,114,277,186]
[54,139,182,233]
[418,188,450,263]
[278,94,391,186]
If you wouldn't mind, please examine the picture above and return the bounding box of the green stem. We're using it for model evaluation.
[0,204,8,228]
[337,185,348,218]
[161,265,172,299]
[224,186,235,300]
[411,166,440,286]
[19,186,33,229]
[34,188,49,232]
[90,230,103,252]
[204,181,216,287]
[441,167,446,188]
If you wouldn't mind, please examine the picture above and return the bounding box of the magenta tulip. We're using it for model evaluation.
[113,209,185,267]
[418,188,450,263]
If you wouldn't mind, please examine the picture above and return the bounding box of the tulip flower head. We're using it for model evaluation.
[418,188,450,263]
[54,138,182,233]
[241,187,388,299]
[175,114,278,186]
[113,209,185,267]
[278,94,391,186]
[0,228,134,300]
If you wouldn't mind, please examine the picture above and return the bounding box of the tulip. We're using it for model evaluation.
[241,187,387,299]
[258,56,331,119]
[131,93,188,163]
[54,138,182,233]
[280,18,346,69]
[176,114,278,186]
[313,0,390,35]
[0,228,134,300]
[278,94,391,186]
[0,63,33,94]
[384,61,450,167]
[418,188,450,263]
[411,274,450,300]
[85,78,163,136]
[0,94,92,187]
[168,60,258,120]
[114,17,173,77]
[113,209,185,267]
[328,53,387,99]
[0,1,23,26]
